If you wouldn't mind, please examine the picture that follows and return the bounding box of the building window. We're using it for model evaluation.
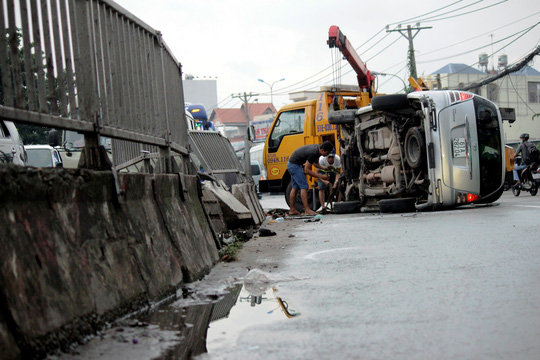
[528,82,540,103]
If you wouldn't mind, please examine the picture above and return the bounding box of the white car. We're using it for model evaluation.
[251,160,267,192]
[25,144,63,168]
[0,120,26,165]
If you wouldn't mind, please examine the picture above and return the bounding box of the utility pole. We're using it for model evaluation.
[387,24,432,86]
[232,92,258,178]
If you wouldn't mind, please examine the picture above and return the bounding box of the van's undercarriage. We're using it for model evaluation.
[329,95,431,212]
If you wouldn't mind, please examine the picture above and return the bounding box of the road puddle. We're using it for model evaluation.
[53,270,300,359]
[205,284,300,354]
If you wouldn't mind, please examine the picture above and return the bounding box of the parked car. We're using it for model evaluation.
[25,144,63,168]
[0,119,26,165]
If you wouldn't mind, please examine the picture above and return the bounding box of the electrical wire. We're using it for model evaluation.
[507,74,537,116]
[217,0,527,108]
[418,22,539,63]
[207,94,235,112]
[438,33,540,85]
[415,0,508,23]
[416,11,540,58]
[272,2,509,96]
[268,0,463,95]
[386,0,467,26]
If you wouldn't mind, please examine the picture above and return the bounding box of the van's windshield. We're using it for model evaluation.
[474,96,503,197]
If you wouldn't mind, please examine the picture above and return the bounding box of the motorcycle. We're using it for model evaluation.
[512,161,539,196]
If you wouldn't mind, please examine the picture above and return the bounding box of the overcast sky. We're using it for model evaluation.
[114,0,540,110]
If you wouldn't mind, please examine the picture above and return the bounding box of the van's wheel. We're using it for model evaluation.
[512,185,521,196]
[328,109,357,124]
[371,94,410,111]
[285,181,320,213]
[379,197,417,213]
[333,201,363,214]
[530,182,538,196]
[404,127,425,169]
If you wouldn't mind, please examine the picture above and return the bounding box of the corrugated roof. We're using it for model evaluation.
[510,65,540,76]
[431,63,486,75]
[432,63,540,76]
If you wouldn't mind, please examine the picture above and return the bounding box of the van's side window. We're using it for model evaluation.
[268,109,305,152]
[1,121,10,138]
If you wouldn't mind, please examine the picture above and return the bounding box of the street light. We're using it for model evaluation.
[258,78,285,107]
[372,72,408,93]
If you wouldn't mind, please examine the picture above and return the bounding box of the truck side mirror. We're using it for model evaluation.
[48,129,59,147]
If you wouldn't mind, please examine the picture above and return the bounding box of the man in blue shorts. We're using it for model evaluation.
[287,141,333,216]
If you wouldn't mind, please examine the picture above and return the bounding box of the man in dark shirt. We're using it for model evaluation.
[287,141,333,216]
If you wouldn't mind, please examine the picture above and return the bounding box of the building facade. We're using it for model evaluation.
[183,75,218,112]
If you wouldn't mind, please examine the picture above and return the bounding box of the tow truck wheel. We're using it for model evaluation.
[404,127,425,169]
[285,181,320,213]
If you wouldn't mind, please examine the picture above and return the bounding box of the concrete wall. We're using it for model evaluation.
[0,166,219,359]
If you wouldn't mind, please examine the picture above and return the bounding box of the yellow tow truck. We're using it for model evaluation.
[258,26,376,210]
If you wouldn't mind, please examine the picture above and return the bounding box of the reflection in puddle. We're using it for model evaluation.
[206,285,299,354]
[54,271,300,359]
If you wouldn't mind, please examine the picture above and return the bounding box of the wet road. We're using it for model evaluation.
[56,192,540,359]
[197,191,540,360]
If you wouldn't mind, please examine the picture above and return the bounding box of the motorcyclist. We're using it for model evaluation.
[511,133,531,186]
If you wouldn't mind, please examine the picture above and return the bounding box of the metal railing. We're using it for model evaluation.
[0,0,188,172]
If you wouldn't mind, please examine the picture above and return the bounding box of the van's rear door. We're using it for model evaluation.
[438,100,481,194]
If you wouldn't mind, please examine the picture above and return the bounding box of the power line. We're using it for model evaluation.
[507,75,538,118]
[386,0,470,26]
[435,24,540,84]
[262,1,471,96]
[456,45,540,91]
[416,11,540,58]
[418,22,540,63]
[416,0,508,23]
[387,25,432,80]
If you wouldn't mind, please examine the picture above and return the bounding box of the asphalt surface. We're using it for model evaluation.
[53,191,540,360]
[195,191,540,360]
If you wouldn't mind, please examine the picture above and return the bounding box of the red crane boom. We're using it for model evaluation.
[328,25,375,95]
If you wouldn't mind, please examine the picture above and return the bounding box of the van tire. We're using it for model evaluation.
[333,201,362,214]
[379,197,417,213]
[371,94,410,111]
[404,127,425,169]
[328,109,357,124]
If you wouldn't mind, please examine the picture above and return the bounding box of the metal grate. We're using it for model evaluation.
[189,131,245,176]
